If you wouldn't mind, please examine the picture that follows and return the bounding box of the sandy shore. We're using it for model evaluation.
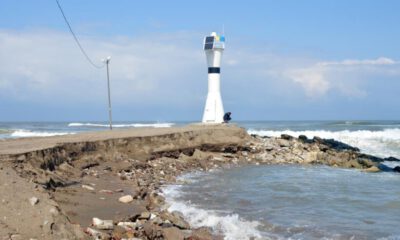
[0,125,398,240]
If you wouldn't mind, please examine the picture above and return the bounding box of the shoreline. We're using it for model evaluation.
[0,125,399,239]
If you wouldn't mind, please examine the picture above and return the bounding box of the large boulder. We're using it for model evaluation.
[281,134,294,140]
[186,227,214,240]
[143,221,162,239]
[160,211,190,230]
[162,227,185,240]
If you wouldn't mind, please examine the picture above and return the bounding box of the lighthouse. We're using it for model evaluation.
[202,32,225,123]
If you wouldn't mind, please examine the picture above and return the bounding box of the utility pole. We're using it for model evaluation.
[104,56,113,130]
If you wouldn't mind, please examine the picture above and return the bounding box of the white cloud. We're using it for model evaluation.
[0,30,204,105]
[285,57,400,97]
[286,67,330,96]
[318,57,397,66]
[1,29,399,110]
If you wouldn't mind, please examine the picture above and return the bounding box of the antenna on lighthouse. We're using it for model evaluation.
[202,32,225,123]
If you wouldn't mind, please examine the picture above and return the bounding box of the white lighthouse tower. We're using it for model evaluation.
[202,32,225,123]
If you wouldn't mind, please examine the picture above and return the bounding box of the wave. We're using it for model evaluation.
[10,130,73,138]
[248,128,400,159]
[162,179,263,240]
[0,129,13,134]
[328,121,400,127]
[68,122,174,128]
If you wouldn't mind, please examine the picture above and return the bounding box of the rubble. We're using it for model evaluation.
[119,195,134,203]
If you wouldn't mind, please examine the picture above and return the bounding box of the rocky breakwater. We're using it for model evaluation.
[1,126,399,240]
[250,134,400,172]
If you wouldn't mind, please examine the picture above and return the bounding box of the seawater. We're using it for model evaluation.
[163,165,400,240]
[0,121,177,138]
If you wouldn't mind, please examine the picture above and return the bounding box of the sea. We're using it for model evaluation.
[1,120,400,239]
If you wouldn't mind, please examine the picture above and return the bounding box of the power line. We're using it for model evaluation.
[55,0,104,69]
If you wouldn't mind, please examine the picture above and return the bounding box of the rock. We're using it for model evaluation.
[16,154,26,161]
[187,227,213,240]
[298,135,308,142]
[147,194,165,210]
[10,234,23,240]
[265,145,275,151]
[364,166,380,173]
[58,162,74,171]
[152,216,163,225]
[49,207,59,216]
[161,212,190,230]
[117,221,137,229]
[111,225,129,239]
[29,197,39,206]
[385,156,400,161]
[172,211,185,219]
[92,217,114,230]
[277,139,290,148]
[348,159,362,169]
[319,138,360,152]
[119,195,133,203]
[394,166,400,172]
[139,211,151,220]
[82,184,95,191]
[85,227,109,239]
[281,134,294,140]
[143,221,162,239]
[99,189,113,194]
[313,136,323,143]
[162,227,185,240]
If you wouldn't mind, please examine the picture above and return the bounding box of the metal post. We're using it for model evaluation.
[105,58,113,130]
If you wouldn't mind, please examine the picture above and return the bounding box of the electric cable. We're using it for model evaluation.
[55,0,104,69]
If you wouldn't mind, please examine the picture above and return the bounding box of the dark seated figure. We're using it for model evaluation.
[223,112,232,123]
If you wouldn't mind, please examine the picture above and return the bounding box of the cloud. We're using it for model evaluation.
[318,57,397,66]
[0,30,204,106]
[286,67,330,96]
[1,29,400,121]
[285,57,400,97]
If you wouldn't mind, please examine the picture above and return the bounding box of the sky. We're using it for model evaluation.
[1,0,400,121]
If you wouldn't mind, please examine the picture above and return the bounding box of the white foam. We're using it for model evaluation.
[377,235,400,240]
[381,161,400,169]
[10,130,72,138]
[248,128,400,159]
[162,183,263,240]
[68,122,174,128]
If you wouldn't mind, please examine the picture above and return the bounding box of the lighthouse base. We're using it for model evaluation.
[202,92,224,123]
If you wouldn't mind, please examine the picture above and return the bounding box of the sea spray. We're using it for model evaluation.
[248,128,400,159]
[11,129,73,137]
